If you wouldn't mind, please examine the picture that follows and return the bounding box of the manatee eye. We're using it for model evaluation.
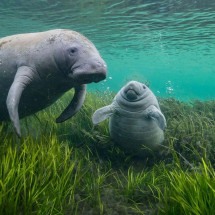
[143,85,146,89]
[68,47,78,55]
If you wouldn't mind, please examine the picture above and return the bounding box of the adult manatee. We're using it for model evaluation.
[92,81,166,155]
[0,29,107,137]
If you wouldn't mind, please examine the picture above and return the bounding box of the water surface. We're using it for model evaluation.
[1,0,215,100]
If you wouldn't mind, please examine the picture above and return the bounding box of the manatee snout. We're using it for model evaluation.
[122,81,142,101]
[91,61,107,82]
[72,59,107,84]
[89,58,107,81]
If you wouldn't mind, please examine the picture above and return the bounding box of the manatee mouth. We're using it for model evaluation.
[124,89,139,101]
[81,73,106,83]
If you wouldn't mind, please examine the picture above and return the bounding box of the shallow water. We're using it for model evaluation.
[1,0,215,100]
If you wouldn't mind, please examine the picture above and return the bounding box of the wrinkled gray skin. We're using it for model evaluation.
[0,29,107,137]
[92,81,166,155]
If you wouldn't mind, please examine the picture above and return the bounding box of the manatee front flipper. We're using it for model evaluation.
[146,105,167,130]
[56,84,86,123]
[92,104,116,125]
[6,66,40,137]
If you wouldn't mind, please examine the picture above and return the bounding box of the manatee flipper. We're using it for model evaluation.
[146,105,166,130]
[92,104,116,125]
[56,84,86,123]
[6,66,39,137]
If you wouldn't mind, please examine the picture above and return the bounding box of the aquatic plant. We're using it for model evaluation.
[160,98,215,167]
[156,159,215,215]
[0,91,215,214]
[0,136,81,214]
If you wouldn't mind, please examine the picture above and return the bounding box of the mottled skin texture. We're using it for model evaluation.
[0,29,107,137]
[92,81,166,155]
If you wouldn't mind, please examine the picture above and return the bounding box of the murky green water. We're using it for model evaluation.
[1,0,215,100]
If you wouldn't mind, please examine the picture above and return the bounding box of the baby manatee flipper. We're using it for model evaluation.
[92,104,116,125]
[146,105,167,130]
[56,84,86,123]
[6,66,39,137]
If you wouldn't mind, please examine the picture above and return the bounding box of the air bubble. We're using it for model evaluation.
[165,80,174,95]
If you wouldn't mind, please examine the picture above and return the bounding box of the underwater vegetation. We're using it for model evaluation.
[0,91,215,215]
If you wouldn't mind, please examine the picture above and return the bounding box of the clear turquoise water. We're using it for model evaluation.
[1,0,215,101]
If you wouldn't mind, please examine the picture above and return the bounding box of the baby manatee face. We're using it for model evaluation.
[121,81,149,101]
[53,30,107,84]
[115,80,158,111]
